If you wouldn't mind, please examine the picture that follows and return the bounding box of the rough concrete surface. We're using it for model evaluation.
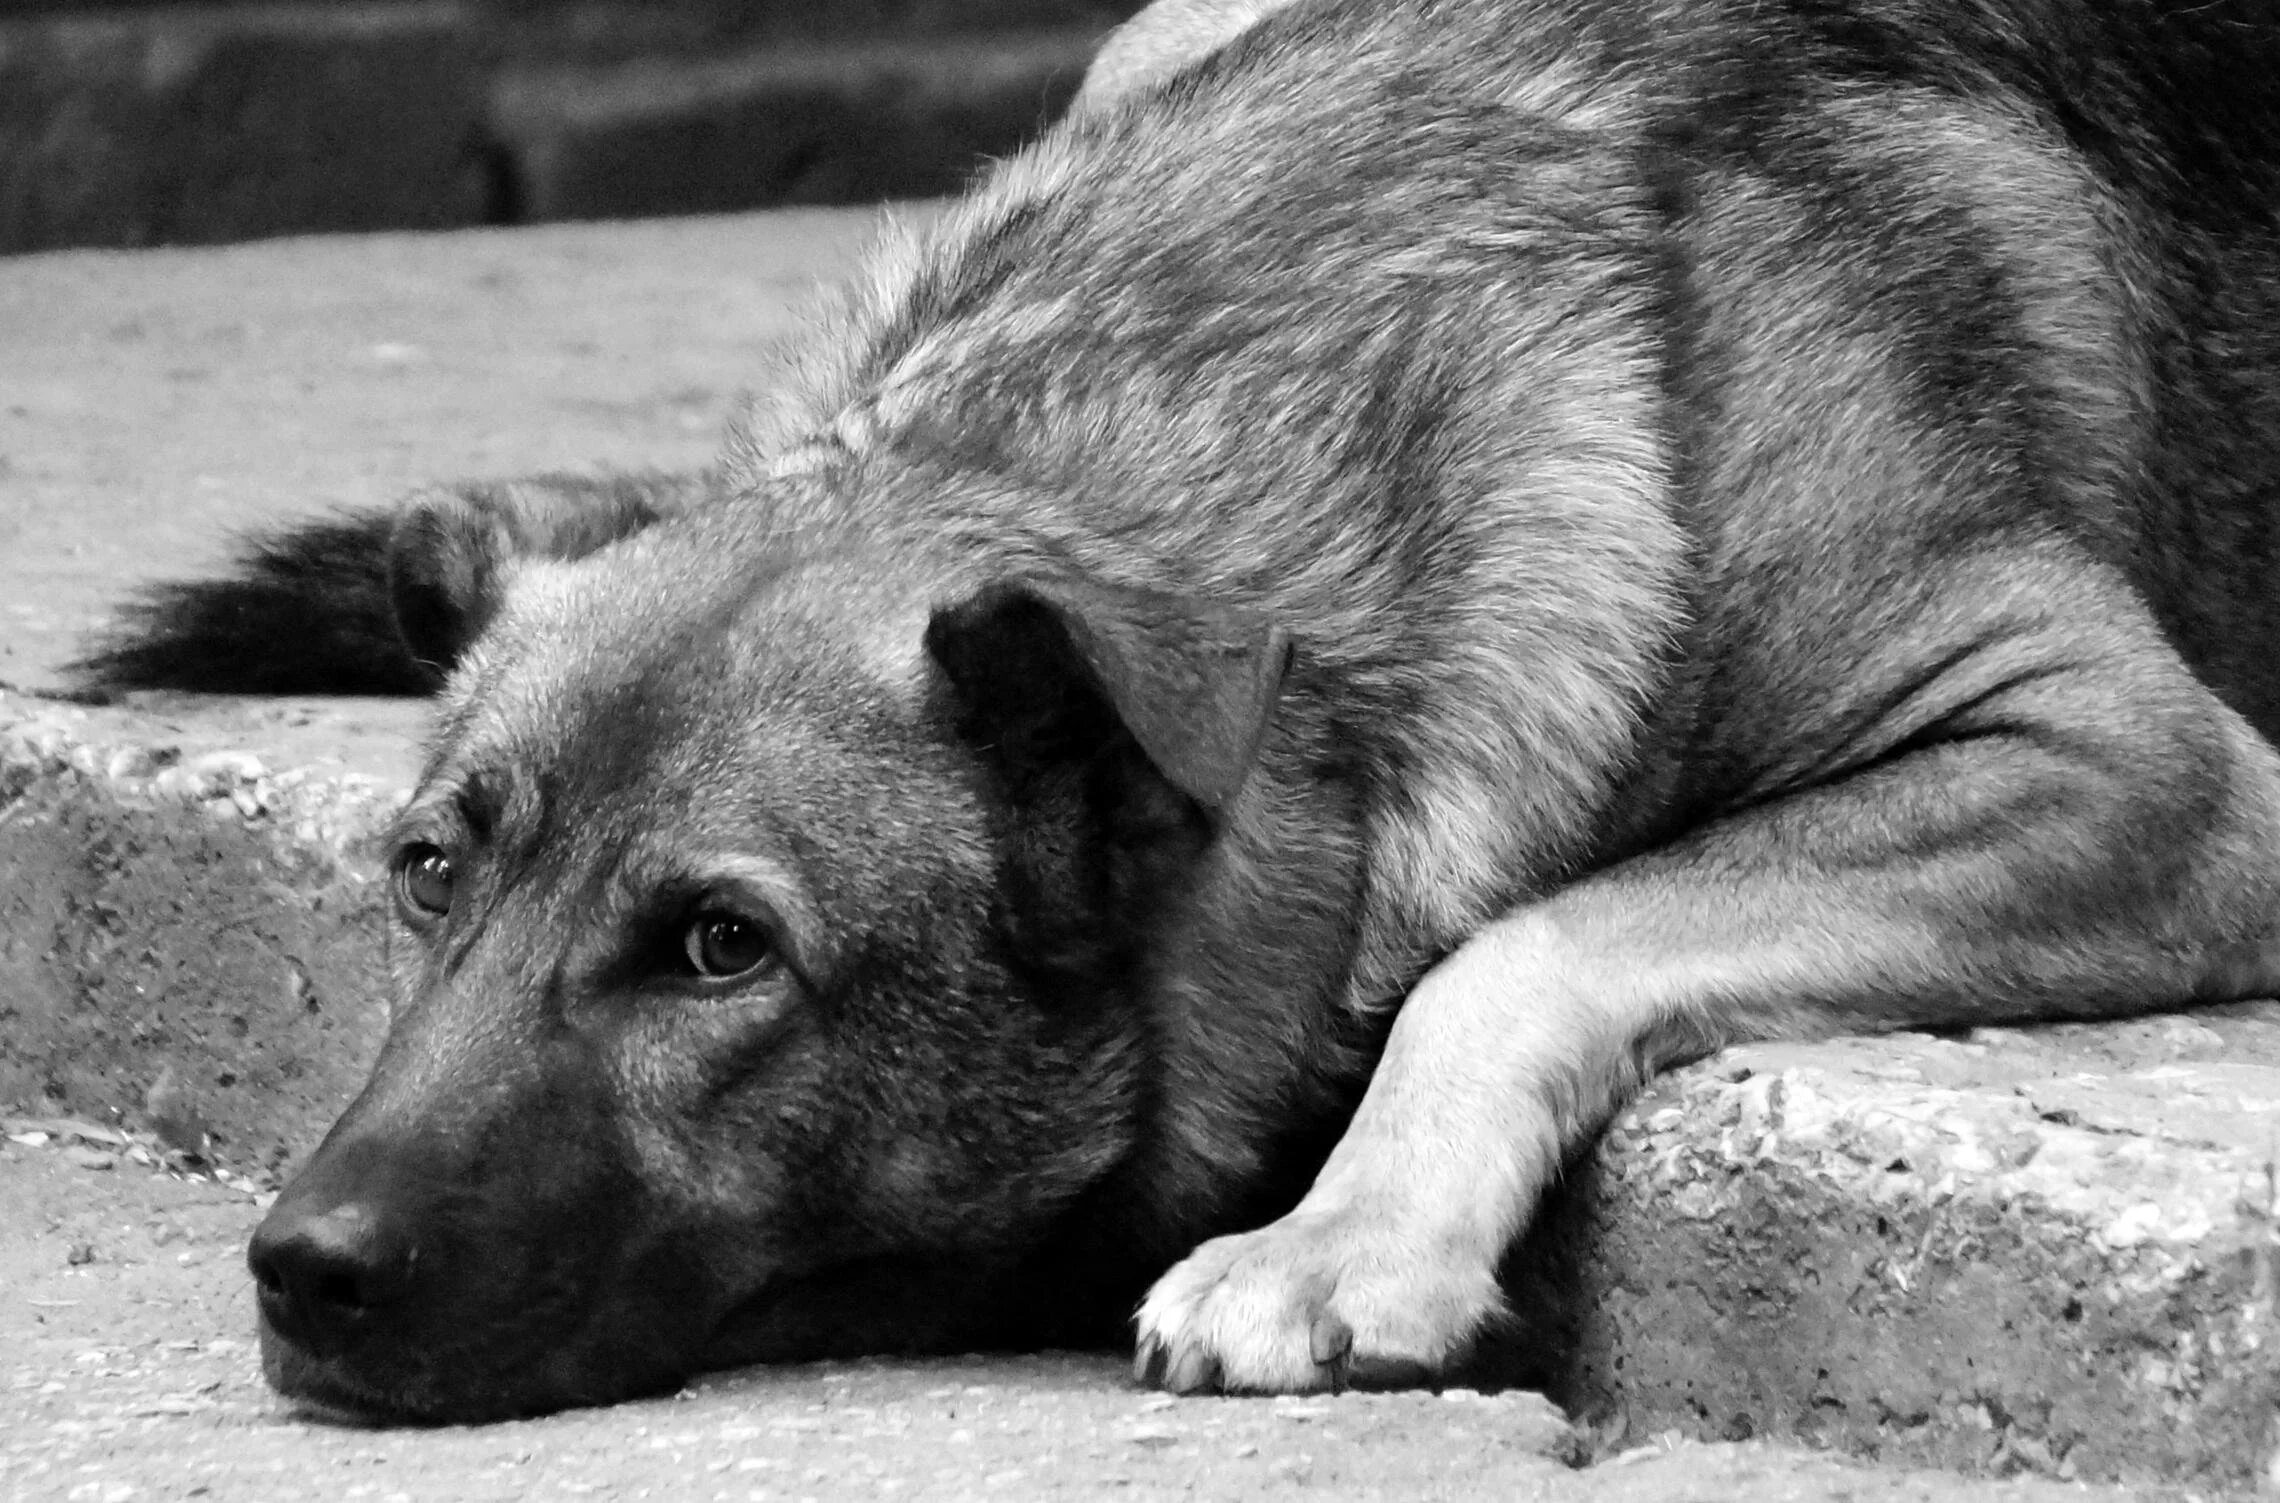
[2,212,2277,1497]
[1556,1026,2280,1486]
[0,691,409,1171]
[0,4,492,252]
[490,29,1101,221]
[0,1,1128,253]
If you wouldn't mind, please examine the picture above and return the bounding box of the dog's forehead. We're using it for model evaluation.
[424,540,951,846]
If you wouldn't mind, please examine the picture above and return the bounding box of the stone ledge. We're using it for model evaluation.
[0,3,491,252]
[0,689,418,1171]
[0,3,1114,253]
[489,28,1101,221]
[489,0,1136,64]
[1557,1027,2280,1492]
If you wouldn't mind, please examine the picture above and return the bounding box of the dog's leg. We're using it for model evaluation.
[1136,581,2280,1393]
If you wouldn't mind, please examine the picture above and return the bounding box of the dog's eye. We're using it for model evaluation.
[684,912,774,980]
[395,843,455,918]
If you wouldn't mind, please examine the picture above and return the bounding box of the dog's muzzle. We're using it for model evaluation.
[243,1118,704,1422]
[249,1193,414,1362]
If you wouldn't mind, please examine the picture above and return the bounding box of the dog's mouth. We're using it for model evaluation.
[254,1269,914,1424]
[260,1324,450,1425]
[255,1247,718,1426]
[261,1311,696,1424]
[255,1232,1110,1424]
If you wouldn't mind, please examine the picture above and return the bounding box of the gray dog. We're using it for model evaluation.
[85,0,2280,1422]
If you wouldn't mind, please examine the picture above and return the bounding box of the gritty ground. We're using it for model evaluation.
[1,211,882,689]
[0,214,2233,1500]
[2,1135,2153,1503]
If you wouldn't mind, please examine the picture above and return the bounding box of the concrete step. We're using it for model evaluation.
[1554,1025,2280,1488]
[0,2,1115,253]
[489,28,1100,220]
[0,3,490,252]
[2,212,2274,1494]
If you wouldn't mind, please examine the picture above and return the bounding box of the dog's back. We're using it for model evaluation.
[91,0,2280,755]
[769,0,2280,858]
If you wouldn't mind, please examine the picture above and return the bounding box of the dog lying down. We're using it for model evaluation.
[83,0,2280,1422]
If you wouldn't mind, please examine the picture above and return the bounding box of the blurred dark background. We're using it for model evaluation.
[0,0,1145,253]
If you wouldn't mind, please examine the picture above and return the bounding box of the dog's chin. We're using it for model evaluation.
[258,1318,687,1426]
[260,1326,451,1426]
[256,1259,1021,1423]
[697,1254,1027,1372]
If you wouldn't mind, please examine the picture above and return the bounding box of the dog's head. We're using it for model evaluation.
[246,481,1294,1421]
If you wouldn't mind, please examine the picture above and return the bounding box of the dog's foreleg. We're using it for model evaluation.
[1136,622,2280,1393]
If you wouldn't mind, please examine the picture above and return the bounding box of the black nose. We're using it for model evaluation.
[248,1200,415,1357]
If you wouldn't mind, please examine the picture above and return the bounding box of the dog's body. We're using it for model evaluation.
[87,0,2280,1420]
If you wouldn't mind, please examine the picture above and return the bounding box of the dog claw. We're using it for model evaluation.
[1307,1312,1354,1367]
[1163,1347,1222,1395]
[1134,1337,1167,1389]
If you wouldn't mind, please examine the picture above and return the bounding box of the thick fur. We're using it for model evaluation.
[90,0,2280,1420]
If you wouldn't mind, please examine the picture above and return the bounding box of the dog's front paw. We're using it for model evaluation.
[1132,1205,1502,1394]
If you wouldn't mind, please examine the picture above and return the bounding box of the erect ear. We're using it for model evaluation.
[924,576,1292,817]
[385,473,702,678]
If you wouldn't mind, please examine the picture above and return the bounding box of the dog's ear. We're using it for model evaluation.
[387,491,514,678]
[924,576,1291,817]
[387,474,698,676]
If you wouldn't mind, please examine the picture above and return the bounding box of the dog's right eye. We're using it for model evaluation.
[684,912,774,980]
[395,843,455,918]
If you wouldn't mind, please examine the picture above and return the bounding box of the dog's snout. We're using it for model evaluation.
[249,1200,415,1357]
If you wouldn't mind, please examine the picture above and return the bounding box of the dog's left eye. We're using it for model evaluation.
[395,843,455,918]
[684,912,774,980]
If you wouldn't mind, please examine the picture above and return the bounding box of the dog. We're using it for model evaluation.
[81,0,2280,1423]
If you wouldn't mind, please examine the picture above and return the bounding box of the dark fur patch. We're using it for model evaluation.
[74,511,427,695]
